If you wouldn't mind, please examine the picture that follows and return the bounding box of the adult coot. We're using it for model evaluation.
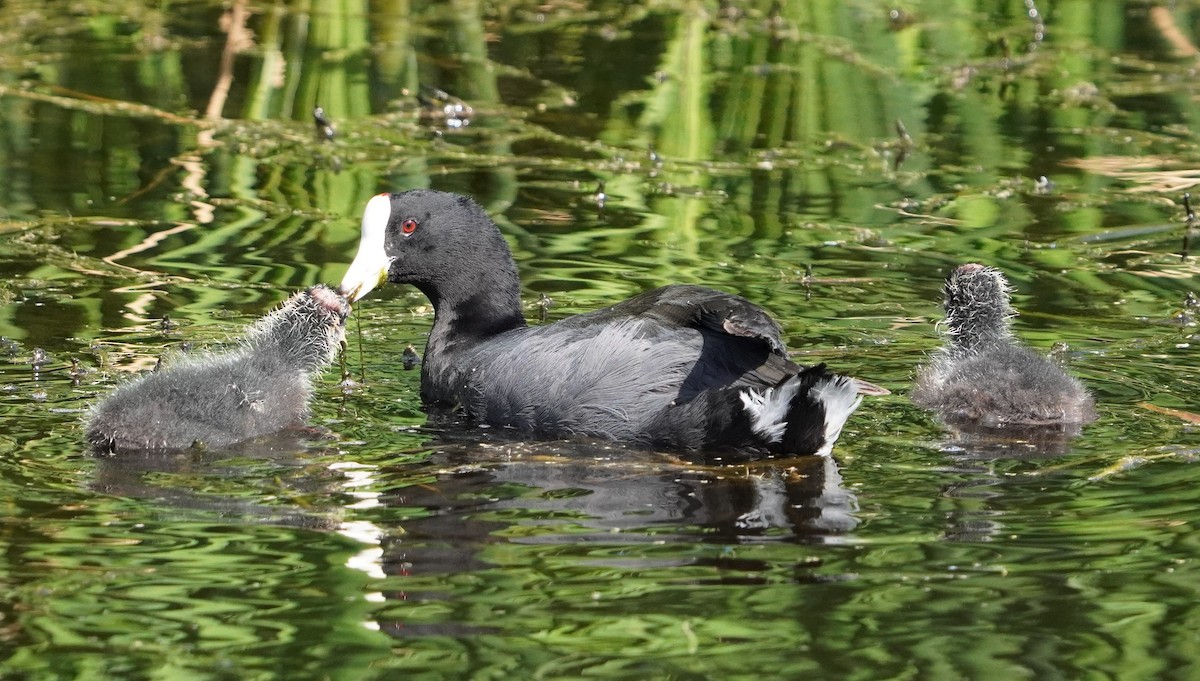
[911,263,1096,428]
[86,285,350,454]
[338,190,887,459]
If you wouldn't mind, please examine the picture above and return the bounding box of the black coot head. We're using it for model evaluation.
[338,190,514,304]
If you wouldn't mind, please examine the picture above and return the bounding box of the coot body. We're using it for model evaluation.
[338,190,885,459]
[912,264,1095,428]
[86,285,350,453]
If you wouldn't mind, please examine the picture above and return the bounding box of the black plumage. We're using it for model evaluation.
[912,263,1096,428]
[338,190,886,459]
[85,285,350,453]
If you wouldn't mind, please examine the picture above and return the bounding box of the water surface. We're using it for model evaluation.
[1,1,1199,678]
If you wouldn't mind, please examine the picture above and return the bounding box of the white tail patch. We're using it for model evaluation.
[811,376,864,457]
[739,379,803,443]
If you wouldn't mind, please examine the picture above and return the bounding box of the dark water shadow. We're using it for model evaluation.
[927,421,1087,543]
[374,440,858,559]
[935,420,1088,460]
[364,432,862,640]
[395,413,857,529]
[87,431,350,530]
[86,418,862,566]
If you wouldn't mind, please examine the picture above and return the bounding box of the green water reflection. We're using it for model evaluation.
[1,0,1199,678]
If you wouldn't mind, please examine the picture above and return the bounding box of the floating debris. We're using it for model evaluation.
[337,343,362,395]
[417,86,473,129]
[1087,446,1200,482]
[1088,455,1149,482]
[893,119,913,170]
[1183,192,1197,260]
[339,363,360,395]
[1049,341,1071,362]
[593,182,607,210]
[402,344,421,371]
[1139,402,1200,424]
[537,293,553,323]
[0,337,20,358]
[69,357,90,385]
[1026,0,1045,50]
[89,342,110,370]
[313,106,335,141]
[1173,292,1199,326]
[887,7,914,31]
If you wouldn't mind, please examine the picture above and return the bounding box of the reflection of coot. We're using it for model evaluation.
[85,285,350,454]
[912,264,1095,429]
[338,190,887,460]
[370,446,859,595]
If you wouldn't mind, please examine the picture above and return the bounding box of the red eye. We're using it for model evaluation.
[400,218,418,235]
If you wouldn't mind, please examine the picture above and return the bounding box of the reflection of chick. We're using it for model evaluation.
[86,285,350,454]
[912,264,1096,428]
